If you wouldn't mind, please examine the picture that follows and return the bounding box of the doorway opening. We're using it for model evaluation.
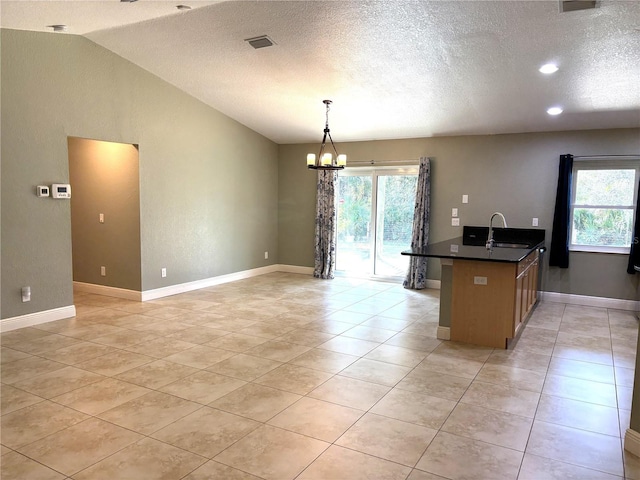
[68,137,142,296]
[336,167,418,280]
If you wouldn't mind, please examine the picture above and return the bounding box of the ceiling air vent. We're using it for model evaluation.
[245,35,276,49]
[560,0,598,13]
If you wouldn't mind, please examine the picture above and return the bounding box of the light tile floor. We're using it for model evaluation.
[1,272,640,479]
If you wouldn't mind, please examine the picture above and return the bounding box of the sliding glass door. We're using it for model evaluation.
[336,167,418,278]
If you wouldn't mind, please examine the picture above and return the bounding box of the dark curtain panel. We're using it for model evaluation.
[549,154,574,268]
[627,177,640,273]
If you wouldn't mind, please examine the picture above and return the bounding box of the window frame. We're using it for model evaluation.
[569,159,640,254]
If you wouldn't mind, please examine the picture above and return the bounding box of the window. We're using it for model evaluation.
[570,160,640,254]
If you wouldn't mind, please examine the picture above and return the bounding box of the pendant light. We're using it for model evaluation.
[307,100,347,170]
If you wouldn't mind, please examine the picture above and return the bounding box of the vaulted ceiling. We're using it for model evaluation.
[2,0,639,144]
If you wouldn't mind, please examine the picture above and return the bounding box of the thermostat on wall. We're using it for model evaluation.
[51,184,71,199]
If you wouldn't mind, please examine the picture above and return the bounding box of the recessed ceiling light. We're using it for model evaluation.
[47,25,68,32]
[539,63,559,74]
[176,5,192,10]
[547,106,564,115]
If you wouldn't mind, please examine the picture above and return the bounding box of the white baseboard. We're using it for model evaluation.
[141,264,283,301]
[426,279,441,290]
[540,291,639,312]
[141,264,442,302]
[437,326,450,340]
[1,305,76,333]
[277,265,315,275]
[74,266,307,302]
[625,429,640,457]
[73,282,142,301]
[139,264,442,301]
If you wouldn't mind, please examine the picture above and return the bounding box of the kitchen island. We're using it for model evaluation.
[403,229,545,349]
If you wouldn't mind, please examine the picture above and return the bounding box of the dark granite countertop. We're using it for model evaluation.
[402,236,545,264]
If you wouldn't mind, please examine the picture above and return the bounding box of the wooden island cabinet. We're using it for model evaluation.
[451,249,539,348]
[402,229,545,349]
[515,249,539,335]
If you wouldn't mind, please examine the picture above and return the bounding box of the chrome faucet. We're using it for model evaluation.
[486,212,508,249]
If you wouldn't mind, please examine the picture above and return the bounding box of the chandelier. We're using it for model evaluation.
[306,100,347,170]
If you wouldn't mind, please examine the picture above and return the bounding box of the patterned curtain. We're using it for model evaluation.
[314,169,338,279]
[404,157,431,289]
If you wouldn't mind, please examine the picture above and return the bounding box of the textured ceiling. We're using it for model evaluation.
[2,0,640,144]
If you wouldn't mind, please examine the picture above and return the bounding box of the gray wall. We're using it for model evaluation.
[279,129,640,300]
[1,28,278,319]
[68,137,142,291]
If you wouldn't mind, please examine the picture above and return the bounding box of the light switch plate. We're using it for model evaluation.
[532,217,539,227]
[462,194,469,204]
[452,208,458,218]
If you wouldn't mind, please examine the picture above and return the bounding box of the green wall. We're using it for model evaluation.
[1,29,278,319]
[279,129,640,300]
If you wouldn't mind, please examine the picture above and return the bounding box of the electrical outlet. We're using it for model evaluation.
[532,217,539,227]
[161,268,167,278]
[264,251,269,260]
[451,218,460,226]
[474,276,488,285]
[100,266,106,276]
